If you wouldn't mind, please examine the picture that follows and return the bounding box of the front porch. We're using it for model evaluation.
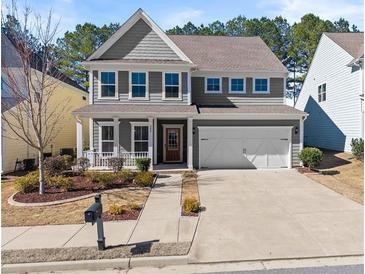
[76,116,194,170]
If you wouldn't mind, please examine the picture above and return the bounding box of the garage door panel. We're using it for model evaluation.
[199,127,290,169]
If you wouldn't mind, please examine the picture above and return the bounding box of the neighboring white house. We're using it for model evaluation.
[295,32,364,152]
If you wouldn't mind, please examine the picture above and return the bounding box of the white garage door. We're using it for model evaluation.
[199,127,291,169]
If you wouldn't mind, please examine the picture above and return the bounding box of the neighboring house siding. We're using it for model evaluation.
[191,77,284,105]
[192,119,300,168]
[295,34,362,152]
[99,19,180,61]
[93,71,189,104]
[2,82,89,173]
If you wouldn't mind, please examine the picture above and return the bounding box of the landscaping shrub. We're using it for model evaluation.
[118,169,135,181]
[108,157,124,173]
[44,155,72,176]
[298,147,323,168]
[109,204,125,215]
[128,202,142,211]
[48,176,74,191]
[15,171,39,193]
[134,171,154,187]
[183,197,200,213]
[97,172,117,188]
[135,158,151,172]
[77,157,90,172]
[351,138,364,160]
[85,171,100,182]
[182,170,197,179]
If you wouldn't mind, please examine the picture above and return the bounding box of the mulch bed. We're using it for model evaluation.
[296,167,318,174]
[181,210,198,217]
[102,209,141,221]
[2,242,191,264]
[13,176,135,203]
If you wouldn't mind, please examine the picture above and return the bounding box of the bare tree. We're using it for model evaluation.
[2,3,70,194]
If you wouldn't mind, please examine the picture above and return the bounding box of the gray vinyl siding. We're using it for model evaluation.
[192,77,284,105]
[192,119,301,168]
[93,71,189,104]
[92,119,147,152]
[99,19,180,61]
[157,120,187,163]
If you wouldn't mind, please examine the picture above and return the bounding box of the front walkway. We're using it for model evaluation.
[189,169,363,263]
[2,174,198,250]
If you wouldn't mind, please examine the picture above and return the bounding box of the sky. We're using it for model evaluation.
[2,0,364,38]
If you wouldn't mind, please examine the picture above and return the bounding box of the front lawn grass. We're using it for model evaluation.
[303,150,363,204]
[181,171,200,216]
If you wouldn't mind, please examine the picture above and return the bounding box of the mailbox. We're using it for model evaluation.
[84,193,105,250]
[84,202,102,224]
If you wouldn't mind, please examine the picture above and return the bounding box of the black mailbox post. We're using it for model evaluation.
[84,193,105,250]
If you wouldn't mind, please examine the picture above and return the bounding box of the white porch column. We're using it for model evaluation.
[153,118,157,165]
[187,117,193,169]
[113,117,119,156]
[148,117,154,170]
[299,117,304,151]
[76,117,83,159]
[187,71,192,105]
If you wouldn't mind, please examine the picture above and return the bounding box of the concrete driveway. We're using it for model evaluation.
[189,169,363,263]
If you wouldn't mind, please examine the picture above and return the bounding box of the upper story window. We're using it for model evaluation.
[229,78,245,93]
[318,83,326,102]
[164,72,180,99]
[206,77,221,93]
[130,72,148,99]
[254,78,269,94]
[100,72,117,98]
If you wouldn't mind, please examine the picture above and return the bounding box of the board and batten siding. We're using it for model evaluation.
[191,77,284,105]
[296,34,363,152]
[93,71,189,104]
[192,119,301,168]
[99,19,180,61]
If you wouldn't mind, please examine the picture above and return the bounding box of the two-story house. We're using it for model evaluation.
[296,32,364,152]
[73,9,307,170]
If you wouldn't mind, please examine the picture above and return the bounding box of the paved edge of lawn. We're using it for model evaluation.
[2,254,363,273]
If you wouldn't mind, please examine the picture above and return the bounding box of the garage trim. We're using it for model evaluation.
[198,126,293,169]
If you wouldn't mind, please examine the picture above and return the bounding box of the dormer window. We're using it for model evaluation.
[205,78,221,93]
[99,72,117,98]
[130,72,148,99]
[254,78,270,94]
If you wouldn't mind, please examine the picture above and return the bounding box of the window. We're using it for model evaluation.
[206,78,221,93]
[254,78,269,93]
[131,72,147,98]
[229,78,245,93]
[132,123,149,152]
[164,73,180,99]
[100,72,116,98]
[318,83,326,102]
[101,126,114,152]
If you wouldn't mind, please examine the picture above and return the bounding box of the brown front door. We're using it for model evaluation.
[165,128,181,162]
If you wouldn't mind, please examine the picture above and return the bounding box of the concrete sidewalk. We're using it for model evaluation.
[2,174,198,250]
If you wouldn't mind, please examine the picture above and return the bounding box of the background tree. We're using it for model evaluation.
[55,23,119,88]
[2,5,70,194]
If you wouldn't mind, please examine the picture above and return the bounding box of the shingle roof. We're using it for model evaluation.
[73,104,198,115]
[168,35,288,73]
[324,32,364,59]
[197,105,306,115]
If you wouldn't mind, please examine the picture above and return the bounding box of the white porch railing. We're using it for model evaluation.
[83,151,149,169]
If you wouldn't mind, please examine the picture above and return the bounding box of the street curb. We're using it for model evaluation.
[1,255,189,273]
[2,258,129,273]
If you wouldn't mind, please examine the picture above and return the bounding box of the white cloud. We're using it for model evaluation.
[259,0,363,28]
[160,8,204,29]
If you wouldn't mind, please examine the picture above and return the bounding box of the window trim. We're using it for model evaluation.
[253,77,270,94]
[130,122,149,152]
[162,72,182,100]
[98,71,118,100]
[318,82,327,103]
[228,77,246,94]
[129,71,149,100]
[205,77,222,94]
[98,122,114,153]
